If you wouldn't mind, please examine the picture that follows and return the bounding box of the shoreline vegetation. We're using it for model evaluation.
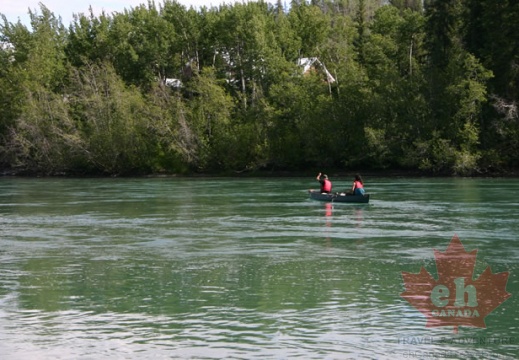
[2,1,519,178]
[3,167,519,179]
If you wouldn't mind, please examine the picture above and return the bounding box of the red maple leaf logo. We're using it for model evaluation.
[401,235,511,333]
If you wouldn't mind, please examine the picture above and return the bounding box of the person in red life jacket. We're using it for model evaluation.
[350,174,365,195]
[316,172,332,193]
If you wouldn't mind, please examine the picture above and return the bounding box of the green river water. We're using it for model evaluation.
[0,177,518,359]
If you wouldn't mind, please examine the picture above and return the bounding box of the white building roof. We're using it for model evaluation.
[297,57,335,83]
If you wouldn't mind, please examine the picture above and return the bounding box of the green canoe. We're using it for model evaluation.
[308,190,370,203]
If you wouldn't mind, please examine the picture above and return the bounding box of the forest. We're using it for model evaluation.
[1,0,518,176]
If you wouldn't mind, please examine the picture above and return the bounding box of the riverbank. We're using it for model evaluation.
[2,166,519,178]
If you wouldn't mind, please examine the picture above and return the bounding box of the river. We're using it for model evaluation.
[0,177,518,359]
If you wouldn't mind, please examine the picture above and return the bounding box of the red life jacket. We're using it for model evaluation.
[354,180,363,189]
[322,179,332,192]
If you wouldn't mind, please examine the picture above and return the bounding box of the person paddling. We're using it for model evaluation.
[350,174,365,195]
[316,172,332,194]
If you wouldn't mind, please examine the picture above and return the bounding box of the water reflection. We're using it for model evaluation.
[325,203,333,222]
[322,202,365,228]
[353,206,364,228]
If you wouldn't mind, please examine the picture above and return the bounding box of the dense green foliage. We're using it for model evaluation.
[1,0,518,175]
